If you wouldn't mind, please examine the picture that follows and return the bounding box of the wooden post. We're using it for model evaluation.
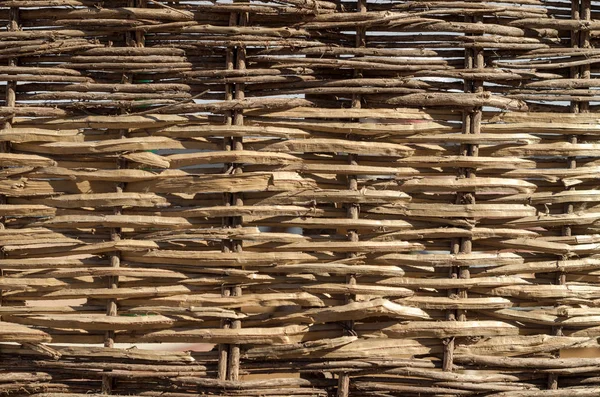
[102,0,146,393]
[548,0,589,390]
[218,6,247,384]
[0,5,19,322]
[217,9,238,382]
[336,2,366,395]
[227,9,247,383]
[443,12,483,373]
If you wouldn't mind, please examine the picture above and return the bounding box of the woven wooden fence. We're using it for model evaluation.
[1,0,600,396]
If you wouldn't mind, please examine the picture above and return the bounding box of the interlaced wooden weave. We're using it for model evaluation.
[1,0,600,396]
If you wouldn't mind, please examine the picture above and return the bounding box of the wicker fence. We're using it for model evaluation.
[1,0,600,396]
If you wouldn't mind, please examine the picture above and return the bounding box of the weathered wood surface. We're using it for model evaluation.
[0,0,600,396]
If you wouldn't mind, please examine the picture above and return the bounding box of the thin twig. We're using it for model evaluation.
[129,89,210,115]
